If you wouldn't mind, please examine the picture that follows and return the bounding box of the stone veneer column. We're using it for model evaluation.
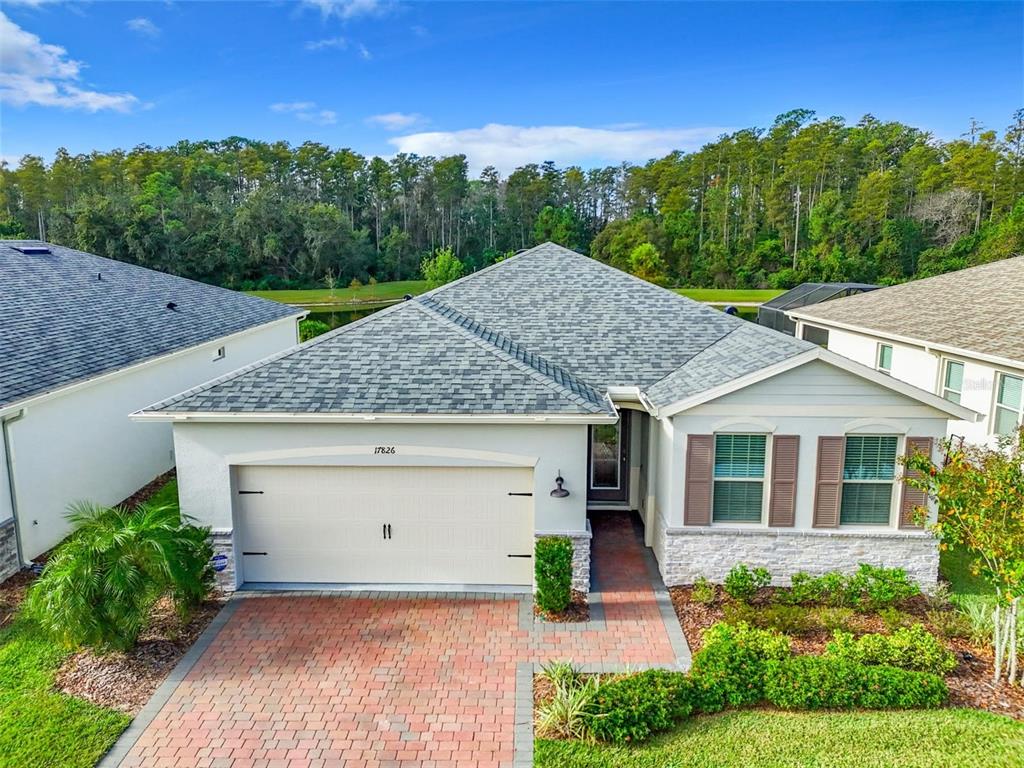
[209,529,236,592]
[536,522,592,594]
[0,518,19,582]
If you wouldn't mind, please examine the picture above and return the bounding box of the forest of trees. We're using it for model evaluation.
[2,108,1022,291]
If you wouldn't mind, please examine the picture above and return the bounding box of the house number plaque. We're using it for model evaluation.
[374,446,397,454]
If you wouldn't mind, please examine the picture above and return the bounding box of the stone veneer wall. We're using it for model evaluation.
[654,522,939,590]
[0,518,19,582]
[210,529,236,592]
[536,523,592,594]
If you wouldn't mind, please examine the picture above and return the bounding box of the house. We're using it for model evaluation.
[788,256,1024,448]
[134,243,978,594]
[0,241,304,579]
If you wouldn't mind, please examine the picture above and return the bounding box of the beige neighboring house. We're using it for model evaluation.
[789,256,1024,448]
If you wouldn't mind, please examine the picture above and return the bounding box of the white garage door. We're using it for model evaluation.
[235,465,535,586]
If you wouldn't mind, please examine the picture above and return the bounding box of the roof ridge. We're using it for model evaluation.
[414,295,610,413]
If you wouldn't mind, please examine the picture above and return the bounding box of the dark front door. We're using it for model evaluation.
[587,410,630,504]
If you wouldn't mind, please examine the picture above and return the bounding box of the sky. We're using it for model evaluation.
[1,0,1022,174]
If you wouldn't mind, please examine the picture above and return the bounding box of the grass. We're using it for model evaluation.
[0,617,130,768]
[248,279,430,307]
[940,544,994,596]
[675,288,784,303]
[148,478,179,510]
[535,708,1024,768]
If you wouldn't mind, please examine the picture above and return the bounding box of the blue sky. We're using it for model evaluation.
[2,1,1021,173]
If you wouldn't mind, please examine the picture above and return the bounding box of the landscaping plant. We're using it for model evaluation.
[903,427,1024,685]
[690,622,790,707]
[535,662,599,740]
[691,575,716,605]
[585,669,693,743]
[723,564,771,602]
[26,501,213,651]
[844,564,920,611]
[814,607,856,634]
[825,625,958,675]
[535,536,574,614]
[723,603,813,635]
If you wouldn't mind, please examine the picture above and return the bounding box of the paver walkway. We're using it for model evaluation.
[113,512,684,768]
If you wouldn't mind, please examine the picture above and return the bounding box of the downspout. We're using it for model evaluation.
[2,410,27,569]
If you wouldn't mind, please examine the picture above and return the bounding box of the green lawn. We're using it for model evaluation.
[536,709,1023,768]
[148,478,180,510]
[0,618,129,768]
[674,288,785,303]
[248,279,430,307]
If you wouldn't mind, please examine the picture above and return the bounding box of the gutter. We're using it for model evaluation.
[1,410,26,569]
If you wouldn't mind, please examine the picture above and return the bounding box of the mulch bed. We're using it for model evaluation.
[534,590,590,623]
[0,568,37,630]
[53,595,225,714]
[669,584,1024,721]
[117,468,176,508]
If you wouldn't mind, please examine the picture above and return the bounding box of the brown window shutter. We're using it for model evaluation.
[768,435,799,527]
[684,434,714,525]
[899,437,933,529]
[813,436,845,528]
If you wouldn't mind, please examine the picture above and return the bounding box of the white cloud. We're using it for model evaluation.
[303,0,389,20]
[366,112,425,131]
[269,101,336,125]
[388,123,731,174]
[305,36,348,51]
[0,12,139,112]
[126,17,161,37]
[357,43,372,60]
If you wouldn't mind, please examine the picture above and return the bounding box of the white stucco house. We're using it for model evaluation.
[135,243,978,594]
[0,241,304,580]
[789,256,1024,449]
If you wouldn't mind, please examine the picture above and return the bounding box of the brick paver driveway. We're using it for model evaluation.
[113,513,686,768]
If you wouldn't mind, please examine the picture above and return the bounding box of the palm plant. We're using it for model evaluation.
[26,501,213,652]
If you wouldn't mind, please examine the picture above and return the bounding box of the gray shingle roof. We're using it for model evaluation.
[0,241,303,409]
[789,256,1024,364]
[144,242,813,416]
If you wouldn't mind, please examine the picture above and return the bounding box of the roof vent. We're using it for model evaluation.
[403,294,413,301]
[166,301,178,311]
[12,245,51,255]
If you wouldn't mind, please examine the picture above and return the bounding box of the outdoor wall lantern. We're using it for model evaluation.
[550,471,570,498]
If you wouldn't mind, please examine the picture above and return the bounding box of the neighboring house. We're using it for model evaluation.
[788,256,1024,448]
[0,241,304,579]
[757,282,877,336]
[135,243,977,594]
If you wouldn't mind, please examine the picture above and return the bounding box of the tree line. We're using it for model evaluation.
[1,108,1022,290]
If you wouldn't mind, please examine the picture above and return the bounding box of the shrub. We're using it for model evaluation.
[815,607,856,634]
[299,318,331,341]
[764,656,947,710]
[775,571,822,605]
[954,595,996,646]
[825,625,958,675]
[926,582,953,611]
[692,576,717,605]
[26,501,213,651]
[927,608,971,640]
[818,571,853,607]
[723,564,771,602]
[586,669,692,743]
[535,537,573,614]
[845,564,920,611]
[535,662,598,740]
[723,603,813,635]
[878,607,913,632]
[691,622,791,707]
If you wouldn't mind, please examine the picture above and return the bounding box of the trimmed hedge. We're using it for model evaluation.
[764,655,948,710]
[586,669,693,743]
[825,625,958,675]
[690,622,791,707]
[535,536,573,614]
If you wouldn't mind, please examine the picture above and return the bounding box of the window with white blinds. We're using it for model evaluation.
[994,373,1024,436]
[840,435,898,525]
[713,434,766,523]
[942,360,964,404]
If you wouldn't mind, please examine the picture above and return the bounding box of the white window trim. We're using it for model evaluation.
[992,371,1024,436]
[876,343,893,375]
[839,433,903,529]
[939,358,964,404]
[711,432,772,527]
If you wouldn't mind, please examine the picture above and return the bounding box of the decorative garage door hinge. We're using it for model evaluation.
[507,492,533,496]
[507,554,533,558]
[242,551,267,556]
[238,490,264,495]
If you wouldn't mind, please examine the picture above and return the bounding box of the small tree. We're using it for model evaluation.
[322,268,337,297]
[903,428,1024,685]
[627,242,668,285]
[421,247,465,288]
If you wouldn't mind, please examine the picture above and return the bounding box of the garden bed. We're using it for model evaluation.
[535,590,590,623]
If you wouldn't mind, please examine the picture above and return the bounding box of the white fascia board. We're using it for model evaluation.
[788,312,1024,372]
[0,314,304,417]
[130,411,618,425]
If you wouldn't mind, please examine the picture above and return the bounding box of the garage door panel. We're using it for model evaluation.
[235,465,534,585]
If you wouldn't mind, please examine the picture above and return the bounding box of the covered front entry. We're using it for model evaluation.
[587,409,632,504]
[234,465,535,586]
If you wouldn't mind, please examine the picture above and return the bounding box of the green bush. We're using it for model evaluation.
[954,595,996,646]
[814,607,856,634]
[535,661,598,740]
[825,625,958,675]
[927,608,971,640]
[586,669,693,743]
[535,537,573,614]
[878,607,913,632]
[764,656,947,710]
[299,318,331,341]
[691,622,791,707]
[845,564,920,611]
[818,571,853,607]
[692,576,716,605]
[26,501,213,651]
[775,571,823,605]
[723,564,771,602]
[723,603,814,635]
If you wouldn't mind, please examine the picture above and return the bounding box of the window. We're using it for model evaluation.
[876,344,893,375]
[941,360,964,404]
[840,435,898,525]
[212,346,225,361]
[994,373,1024,435]
[712,434,766,523]
[801,325,830,347]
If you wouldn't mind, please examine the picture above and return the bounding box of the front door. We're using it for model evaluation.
[587,410,630,504]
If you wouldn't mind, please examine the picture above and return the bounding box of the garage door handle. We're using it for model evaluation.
[508,492,533,496]
[508,554,533,558]
[242,551,267,556]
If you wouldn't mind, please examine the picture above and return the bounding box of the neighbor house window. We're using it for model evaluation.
[993,373,1024,435]
[876,344,893,375]
[840,435,898,525]
[712,434,766,523]
[941,360,964,404]
[801,324,829,347]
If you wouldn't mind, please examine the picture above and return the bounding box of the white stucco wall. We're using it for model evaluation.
[808,324,1018,447]
[5,317,299,560]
